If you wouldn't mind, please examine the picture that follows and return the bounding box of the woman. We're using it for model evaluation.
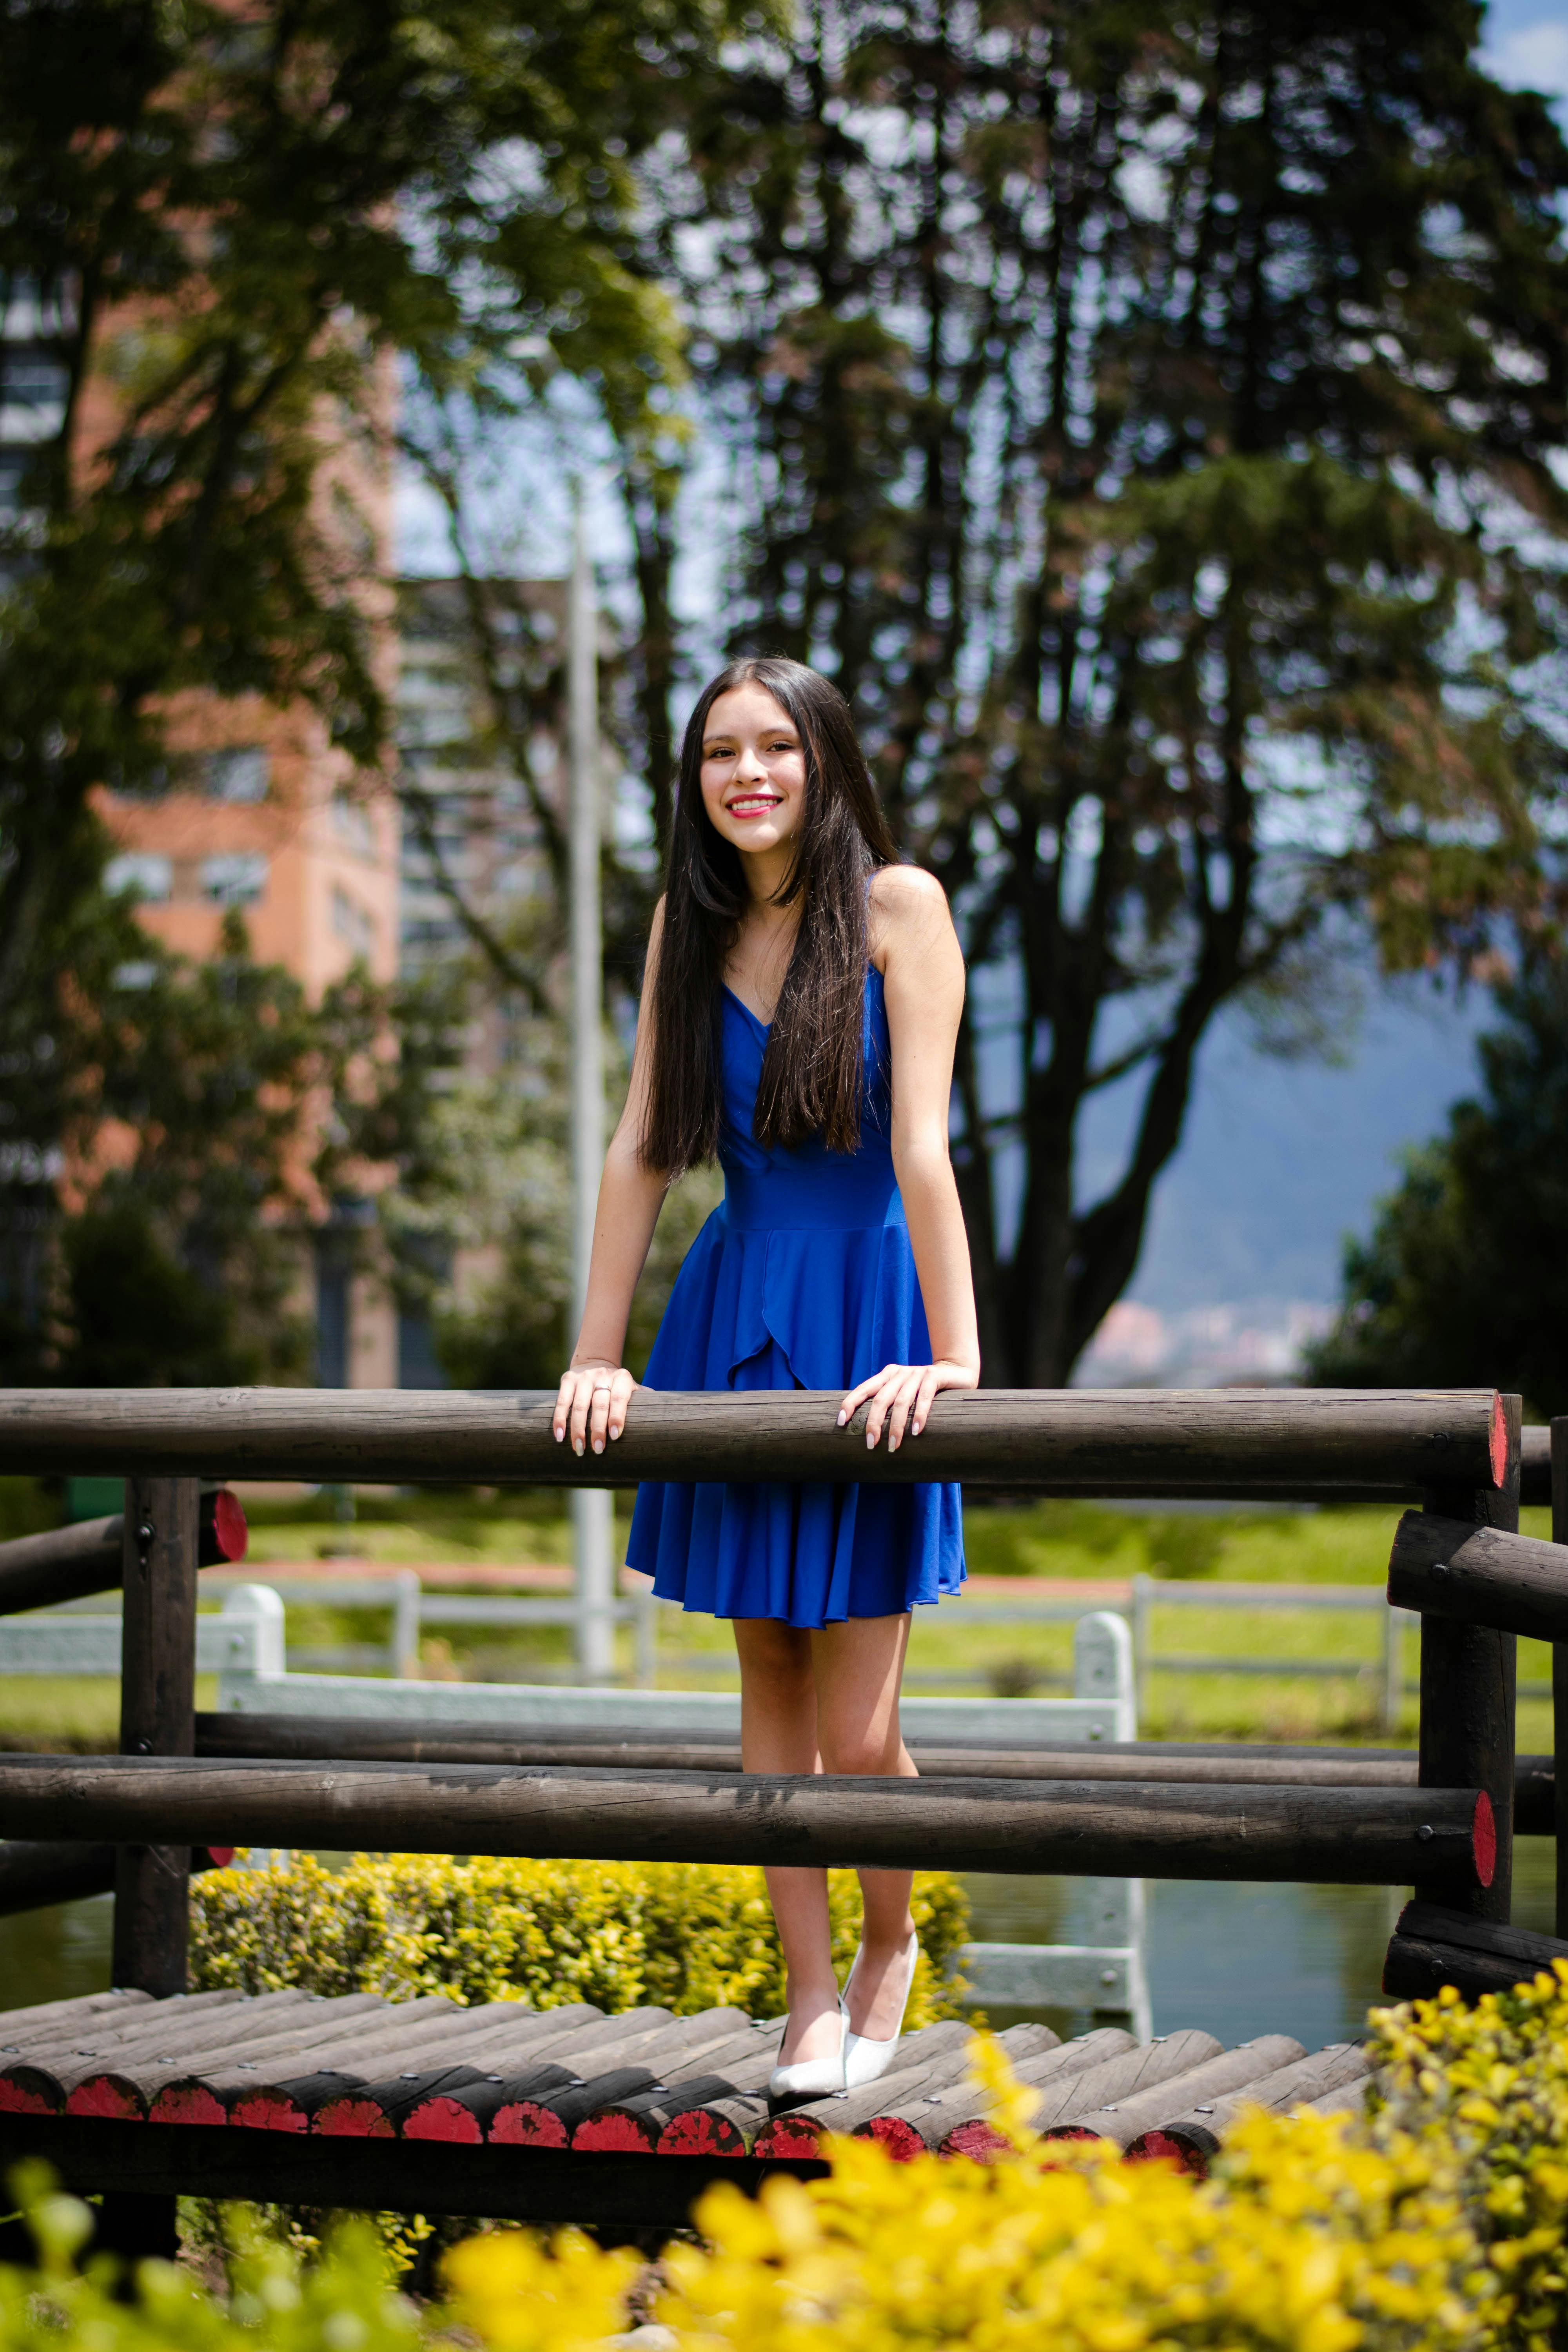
[554,655,979,2102]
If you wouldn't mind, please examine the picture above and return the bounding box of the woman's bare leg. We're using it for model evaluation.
[732,1616,840,2065]
[812,1613,919,2040]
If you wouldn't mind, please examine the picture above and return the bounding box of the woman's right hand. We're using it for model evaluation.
[554,1361,638,1457]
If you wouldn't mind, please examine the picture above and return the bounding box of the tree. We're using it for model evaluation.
[0,902,469,1387]
[0,0,743,1372]
[620,0,1568,1381]
[1305,960,1568,1418]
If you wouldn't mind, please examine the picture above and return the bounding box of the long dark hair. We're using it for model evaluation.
[641,657,898,1174]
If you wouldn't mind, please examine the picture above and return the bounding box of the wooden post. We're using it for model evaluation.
[1417,1395,1520,1923]
[1552,1417,1567,1938]
[112,1476,199,1989]
[104,1475,198,2265]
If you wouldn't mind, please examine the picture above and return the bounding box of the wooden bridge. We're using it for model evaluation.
[0,1984,1372,2230]
[0,1385,1563,2254]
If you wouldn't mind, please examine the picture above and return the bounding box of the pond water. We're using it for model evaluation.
[3,1843,1556,2039]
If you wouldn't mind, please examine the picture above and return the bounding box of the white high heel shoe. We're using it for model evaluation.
[767,2007,848,2106]
[842,1931,920,2091]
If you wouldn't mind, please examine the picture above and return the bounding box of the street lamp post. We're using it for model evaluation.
[568,500,615,1681]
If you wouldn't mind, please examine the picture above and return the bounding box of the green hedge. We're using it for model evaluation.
[190,1855,971,2025]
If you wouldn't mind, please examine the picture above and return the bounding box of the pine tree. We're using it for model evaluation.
[1306,960,1568,1417]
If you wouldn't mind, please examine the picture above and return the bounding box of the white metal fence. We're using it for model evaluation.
[46,1571,659,1688]
[0,1583,1150,2037]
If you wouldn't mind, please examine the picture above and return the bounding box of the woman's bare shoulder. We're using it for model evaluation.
[870,862,950,926]
[870,862,953,956]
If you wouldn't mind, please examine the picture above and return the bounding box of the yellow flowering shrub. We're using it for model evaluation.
[643,2035,1488,2352]
[13,2016,1568,2351]
[189,1854,968,2027]
[1367,1963,1568,2350]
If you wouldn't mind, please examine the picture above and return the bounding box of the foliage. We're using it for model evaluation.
[0,2172,435,2340]
[618,0,1568,1382]
[0,909,466,1387]
[1306,960,1568,1416]
[189,1853,970,2027]
[0,0,729,955]
[1367,1964,1568,2349]
[0,0,742,1355]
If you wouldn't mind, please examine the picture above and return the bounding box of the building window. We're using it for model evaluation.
[330,789,376,855]
[4,354,69,407]
[103,852,173,903]
[0,450,31,511]
[331,885,376,955]
[201,851,269,907]
[205,746,270,802]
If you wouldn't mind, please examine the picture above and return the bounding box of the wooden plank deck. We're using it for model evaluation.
[0,1991,1370,2224]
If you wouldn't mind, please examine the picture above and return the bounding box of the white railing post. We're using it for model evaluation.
[1073,1609,1137,1742]
[1131,1573,1153,1721]
[216,1583,285,1703]
[392,1569,421,1680]
[633,1582,657,1690]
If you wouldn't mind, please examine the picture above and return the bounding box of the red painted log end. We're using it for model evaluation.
[231,2093,308,2134]
[149,2084,228,2127]
[657,2109,747,2158]
[0,2078,58,2118]
[572,2112,659,2153]
[854,2114,926,2162]
[1125,2129,1207,2176]
[1475,1789,1496,1887]
[314,2096,395,2138]
[212,1489,249,1562]
[488,2103,568,2148]
[403,2096,484,2143]
[752,2114,827,2158]
[1490,1392,1508,1491]
[938,2118,1011,2162]
[65,2078,143,2122]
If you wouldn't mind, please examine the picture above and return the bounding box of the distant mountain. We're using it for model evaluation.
[1072,978,1485,1385]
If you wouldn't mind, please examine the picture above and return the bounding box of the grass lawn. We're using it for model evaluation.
[0,1482,1553,1752]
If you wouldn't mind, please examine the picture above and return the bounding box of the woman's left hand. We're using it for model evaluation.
[837,1358,980,1452]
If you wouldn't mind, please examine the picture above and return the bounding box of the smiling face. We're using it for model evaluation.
[698,682,808,866]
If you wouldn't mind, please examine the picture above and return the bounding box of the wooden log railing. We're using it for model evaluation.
[0,1841,232,1920]
[0,1751,1495,1888]
[0,1381,1550,2052]
[1522,1421,1551,1507]
[1387,1512,1568,1644]
[1414,1392,1521,1927]
[0,1490,247,1619]
[190,1711,1560,1831]
[0,1386,1512,1495]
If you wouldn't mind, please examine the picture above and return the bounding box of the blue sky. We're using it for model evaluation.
[1481,0,1568,116]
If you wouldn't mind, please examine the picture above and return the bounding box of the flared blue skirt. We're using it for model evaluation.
[624,1205,966,1629]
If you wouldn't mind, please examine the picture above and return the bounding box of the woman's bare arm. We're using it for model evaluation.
[840,865,980,1451]
[554,900,672,1457]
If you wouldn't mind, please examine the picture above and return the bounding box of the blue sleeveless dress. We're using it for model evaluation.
[624,965,965,1628]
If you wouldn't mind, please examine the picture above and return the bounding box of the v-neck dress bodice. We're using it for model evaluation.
[624,965,965,1627]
